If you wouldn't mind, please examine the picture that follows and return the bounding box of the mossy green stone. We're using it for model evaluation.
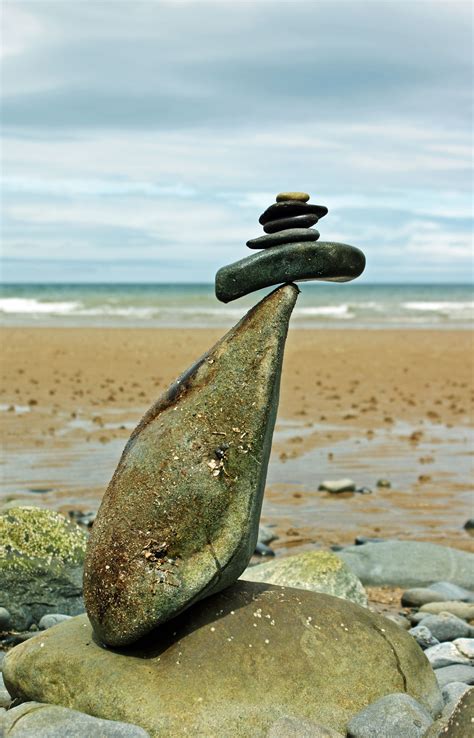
[84,285,299,646]
[0,507,87,630]
[240,550,368,606]
[3,583,442,737]
[215,241,366,303]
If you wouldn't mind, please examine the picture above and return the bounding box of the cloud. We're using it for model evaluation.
[1,0,472,282]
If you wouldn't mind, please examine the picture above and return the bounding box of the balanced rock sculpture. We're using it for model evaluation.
[84,192,365,646]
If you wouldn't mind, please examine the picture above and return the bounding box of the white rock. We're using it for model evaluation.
[453,637,474,659]
[425,642,471,669]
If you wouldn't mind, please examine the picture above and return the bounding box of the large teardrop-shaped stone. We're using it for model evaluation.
[83,284,299,646]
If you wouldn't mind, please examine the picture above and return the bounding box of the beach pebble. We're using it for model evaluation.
[254,541,275,557]
[420,601,474,620]
[337,541,474,589]
[0,672,12,708]
[385,613,411,630]
[424,642,472,669]
[1,701,150,736]
[409,625,440,649]
[263,213,319,233]
[0,608,11,630]
[247,228,320,250]
[258,525,279,545]
[0,651,6,672]
[39,613,72,630]
[424,687,473,737]
[435,664,474,689]
[346,693,433,738]
[463,518,474,533]
[276,191,310,202]
[355,536,386,545]
[410,611,429,625]
[319,479,356,494]
[401,588,450,608]
[420,613,474,642]
[267,716,343,737]
[441,681,471,712]
[428,581,474,603]
[376,478,391,488]
[215,241,365,303]
[453,637,474,659]
[259,201,327,226]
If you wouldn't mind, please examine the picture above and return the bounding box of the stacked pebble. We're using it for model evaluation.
[246,191,328,249]
[215,190,365,303]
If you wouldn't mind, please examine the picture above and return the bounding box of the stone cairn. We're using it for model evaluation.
[215,191,364,303]
[82,192,365,647]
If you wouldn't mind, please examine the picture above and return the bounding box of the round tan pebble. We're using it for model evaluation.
[276,191,310,202]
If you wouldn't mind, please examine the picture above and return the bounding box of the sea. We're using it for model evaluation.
[0,283,472,329]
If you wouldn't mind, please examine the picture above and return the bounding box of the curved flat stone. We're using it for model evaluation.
[83,285,298,646]
[259,201,328,225]
[264,213,319,233]
[276,191,310,202]
[246,228,320,250]
[3,583,442,737]
[215,241,366,303]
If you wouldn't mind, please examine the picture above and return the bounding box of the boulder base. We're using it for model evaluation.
[4,582,442,737]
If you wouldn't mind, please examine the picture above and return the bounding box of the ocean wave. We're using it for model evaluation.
[293,305,354,318]
[403,301,474,316]
[0,298,81,314]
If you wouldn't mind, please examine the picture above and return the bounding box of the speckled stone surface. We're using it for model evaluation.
[3,583,442,738]
[83,285,298,646]
[215,241,366,303]
[246,228,320,250]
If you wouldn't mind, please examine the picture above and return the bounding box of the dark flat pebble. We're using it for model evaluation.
[215,241,366,303]
[247,228,320,250]
[259,201,328,225]
[263,213,319,233]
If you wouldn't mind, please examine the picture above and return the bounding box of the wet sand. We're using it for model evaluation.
[1,327,473,554]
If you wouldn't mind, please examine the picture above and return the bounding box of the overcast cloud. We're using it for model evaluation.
[1,0,472,282]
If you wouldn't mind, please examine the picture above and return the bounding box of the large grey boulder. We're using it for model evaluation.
[3,582,442,737]
[337,542,474,589]
[0,702,149,737]
[0,507,87,630]
[84,285,299,647]
[240,550,367,606]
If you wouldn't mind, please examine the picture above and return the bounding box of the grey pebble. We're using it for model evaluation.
[453,637,474,659]
[424,642,472,669]
[1,701,150,737]
[384,613,411,630]
[419,601,474,619]
[39,613,72,630]
[401,588,450,608]
[435,664,474,689]
[0,608,11,631]
[410,611,429,625]
[419,613,474,642]
[428,581,474,603]
[346,692,433,738]
[441,681,471,714]
[409,624,440,649]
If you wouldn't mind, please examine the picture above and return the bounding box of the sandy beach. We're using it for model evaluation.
[1,327,473,555]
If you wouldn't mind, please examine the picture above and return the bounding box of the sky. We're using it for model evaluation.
[1,0,472,283]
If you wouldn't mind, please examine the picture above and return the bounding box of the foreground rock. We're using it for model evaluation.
[425,688,474,737]
[84,285,298,647]
[240,550,367,606]
[337,542,474,589]
[1,702,149,737]
[3,582,442,737]
[0,507,87,630]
